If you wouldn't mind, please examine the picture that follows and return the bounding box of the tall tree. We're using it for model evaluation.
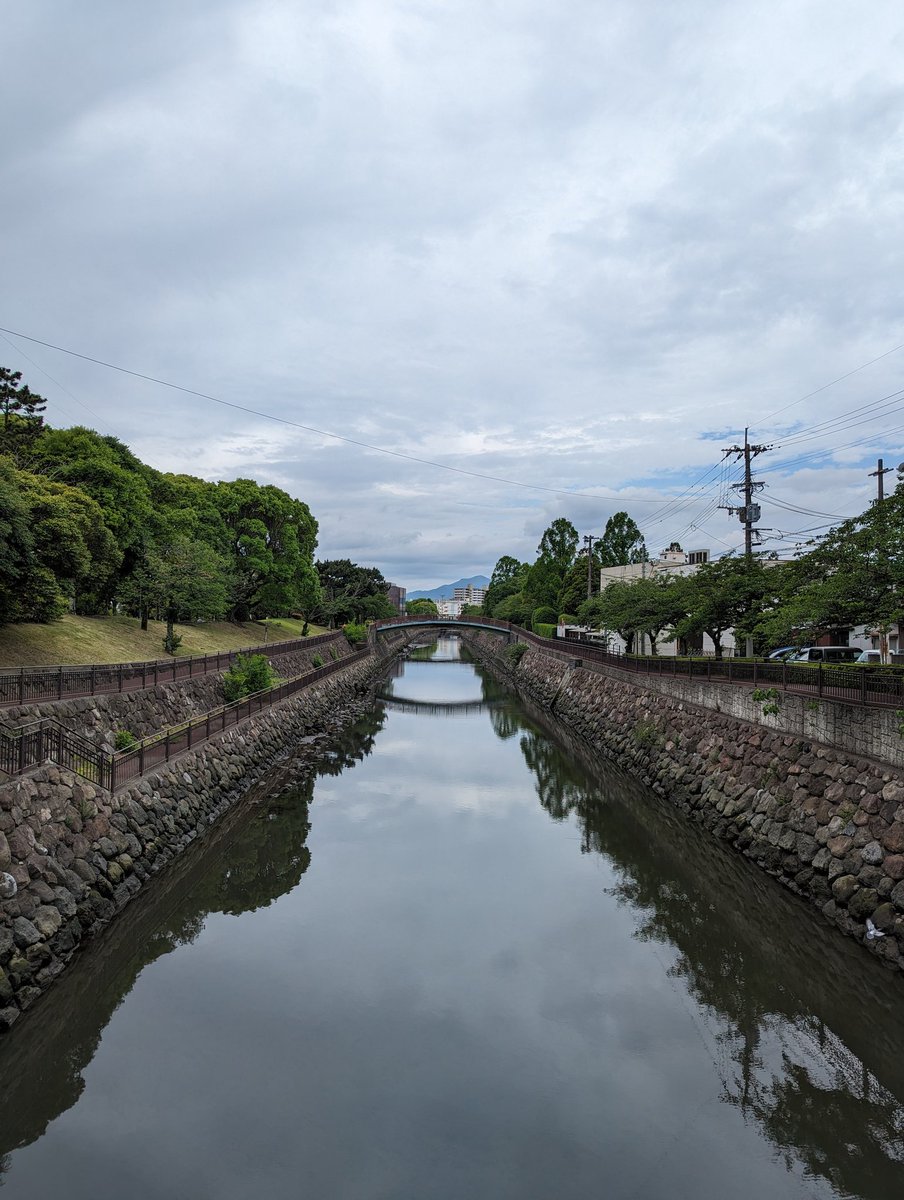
[313,559,392,626]
[0,367,47,458]
[673,556,769,659]
[216,478,320,619]
[598,511,647,567]
[484,555,527,616]
[536,518,579,576]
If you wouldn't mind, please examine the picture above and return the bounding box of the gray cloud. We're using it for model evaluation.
[3,0,903,586]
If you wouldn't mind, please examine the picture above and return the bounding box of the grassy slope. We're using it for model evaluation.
[0,614,330,668]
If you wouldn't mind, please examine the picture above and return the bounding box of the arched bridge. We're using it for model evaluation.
[372,616,515,637]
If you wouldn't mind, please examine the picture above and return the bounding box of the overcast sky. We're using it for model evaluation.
[3,1,904,587]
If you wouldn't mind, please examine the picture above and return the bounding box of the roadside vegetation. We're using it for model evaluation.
[480,496,904,658]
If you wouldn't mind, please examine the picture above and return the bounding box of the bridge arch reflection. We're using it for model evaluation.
[377,692,499,718]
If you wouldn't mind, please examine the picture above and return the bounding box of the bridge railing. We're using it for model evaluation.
[0,646,369,791]
[0,630,345,708]
[371,617,904,709]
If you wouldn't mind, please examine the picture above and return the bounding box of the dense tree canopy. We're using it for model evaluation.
[598,511,647,567]
[0,365,327,632]
[406,598,439,616]
[312,558,394,627]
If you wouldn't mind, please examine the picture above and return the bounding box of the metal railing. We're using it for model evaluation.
[0,630,345,707]
[0,646,369,791]
[371,617,904,709]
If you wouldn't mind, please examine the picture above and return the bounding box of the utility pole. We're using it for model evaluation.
[869,458,894,663]
[720,428,771,656]
[582,534,600,601]
[868,458,892,503]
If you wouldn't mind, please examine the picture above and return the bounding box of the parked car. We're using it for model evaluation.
[856,649,882,664]
[789,646,860,664]
[767,646,798,661]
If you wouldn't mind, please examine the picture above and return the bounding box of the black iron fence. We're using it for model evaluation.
[372,617,904,708]
[0,646,369,791]
[0,630,344,707]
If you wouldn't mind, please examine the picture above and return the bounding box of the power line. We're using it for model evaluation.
[755,339,904,427]
[0,331,114,432]
[765,493,847,520]
[759,418,904,477]
[0,323,706,508]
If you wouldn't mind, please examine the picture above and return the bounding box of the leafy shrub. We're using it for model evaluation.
[311,653,324,668]
[114,730,138,751]
[633,719,660,748]
[223,653,276,702]
[343,622,367,645]
[533,622,557,639]
[163,630,183,656]
[532,606,557,626]
[504,642,528,667]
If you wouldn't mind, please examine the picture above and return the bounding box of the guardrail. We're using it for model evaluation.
[520,629,904,706]
[371,617,904,709]
[0,646,369,791]
[0,630,344,707]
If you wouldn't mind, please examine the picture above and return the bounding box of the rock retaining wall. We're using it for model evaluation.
[0,633,410,1030]
[464,632,904,974]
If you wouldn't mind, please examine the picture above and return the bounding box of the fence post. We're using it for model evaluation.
[165,730,170,761]
[139,742,145,775]
[154,661,158,687]
[58,667,64,699]
[90,665,96,695]
[206,712,210,739]
[753,660,758,687]
[818,664,824,698]
[142,663,147,689]
[118,665,123,693]
[860,670,866,705]
[19,668,24,704]
[18,730,26,774]
[187,722,193,748]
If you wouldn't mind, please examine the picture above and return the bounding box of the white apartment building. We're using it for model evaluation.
[452,584,487,607]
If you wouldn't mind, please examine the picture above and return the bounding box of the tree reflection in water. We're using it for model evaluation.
[509,695,904,1198]
[0,704,387,1171]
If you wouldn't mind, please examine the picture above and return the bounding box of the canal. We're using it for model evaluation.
[1,635,903,1198]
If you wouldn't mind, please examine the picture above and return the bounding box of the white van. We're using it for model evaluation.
[790,646,859,664]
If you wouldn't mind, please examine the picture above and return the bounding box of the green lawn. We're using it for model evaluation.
[0,614,330,668]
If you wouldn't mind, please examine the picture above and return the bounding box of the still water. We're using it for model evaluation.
[1,636,904,1199]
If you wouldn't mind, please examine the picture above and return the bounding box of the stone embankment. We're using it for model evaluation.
[0,633,355,750]
[464,632,904,973]
[0,632,410,1029]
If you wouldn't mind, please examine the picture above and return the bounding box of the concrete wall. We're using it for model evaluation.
[464,632,904,974]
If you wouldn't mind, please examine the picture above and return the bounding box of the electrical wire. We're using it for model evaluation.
[0,330,118,434]
[754,339,904,427]
[0,323,730,509]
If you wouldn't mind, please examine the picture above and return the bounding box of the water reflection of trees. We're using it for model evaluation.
[510,700,904,1198]
[0,708,387,1171]
[405,641,440,661]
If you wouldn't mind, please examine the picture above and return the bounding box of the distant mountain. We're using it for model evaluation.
[406,574,490,602]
